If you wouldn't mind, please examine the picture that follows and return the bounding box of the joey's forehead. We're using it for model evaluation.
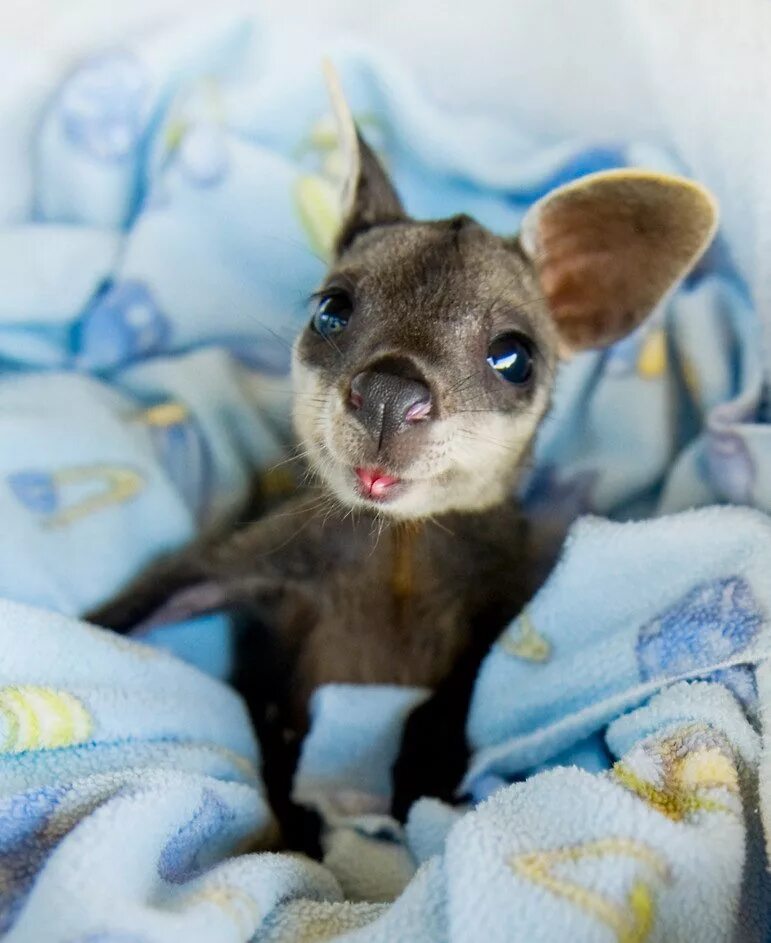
[330,220,536,319]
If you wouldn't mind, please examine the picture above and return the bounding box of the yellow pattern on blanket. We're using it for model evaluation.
[0,685,93,753]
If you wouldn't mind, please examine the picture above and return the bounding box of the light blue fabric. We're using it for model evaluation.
[2,12,771,942]
[4,510,771,942]
[294,684,429,817]
[465,509,771,785]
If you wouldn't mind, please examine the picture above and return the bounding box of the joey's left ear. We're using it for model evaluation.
[323,60,406,255]
[519,169,718,354]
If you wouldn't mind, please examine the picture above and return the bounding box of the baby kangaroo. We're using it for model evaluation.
[90,67,717,841]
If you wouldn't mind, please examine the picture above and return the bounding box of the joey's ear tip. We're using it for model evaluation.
[662,172,720,243]
[320,56,336,77]
[550,167,718,233]
[321,57,343,101]
[320,57,361,231]
[521,167,719,258]
[604,167,719,232]
[322,59,353,127]
[320,60,404,256]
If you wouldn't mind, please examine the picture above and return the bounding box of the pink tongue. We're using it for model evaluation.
[356,467,400,497]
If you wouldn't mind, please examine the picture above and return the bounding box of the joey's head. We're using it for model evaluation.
[292,67,718,520]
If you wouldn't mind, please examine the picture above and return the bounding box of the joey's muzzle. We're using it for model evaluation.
[348,357,432,449]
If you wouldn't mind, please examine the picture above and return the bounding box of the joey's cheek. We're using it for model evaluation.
[319,418,365,468]
[326,414,352,450]
[292,394,326,447]
[291,362,337,446]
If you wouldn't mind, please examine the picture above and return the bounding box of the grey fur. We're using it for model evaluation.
[90,87,717,831]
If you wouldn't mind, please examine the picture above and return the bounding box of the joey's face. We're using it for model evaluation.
[289,65,717,520]
[292,217,559,519]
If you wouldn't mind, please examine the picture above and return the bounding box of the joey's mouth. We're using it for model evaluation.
[354,467,404,502]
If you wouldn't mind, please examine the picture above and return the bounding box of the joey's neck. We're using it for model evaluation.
[389,497,520,531]
[312,485,520,540]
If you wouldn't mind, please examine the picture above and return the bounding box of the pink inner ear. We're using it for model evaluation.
[535,200,663,351]
[530,175,716,353]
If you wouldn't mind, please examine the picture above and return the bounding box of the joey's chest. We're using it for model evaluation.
[278,510,531,703]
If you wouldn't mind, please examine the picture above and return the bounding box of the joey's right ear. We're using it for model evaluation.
[323,60,405,255]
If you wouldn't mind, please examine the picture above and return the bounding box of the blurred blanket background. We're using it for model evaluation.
[1,6,771,941]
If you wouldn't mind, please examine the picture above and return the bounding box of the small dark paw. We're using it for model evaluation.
[85,599,137,633]
[278,801,324,859]
[390,696,469,822]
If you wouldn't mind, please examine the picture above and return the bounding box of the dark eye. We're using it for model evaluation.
[486,333,534,385]
[311,290,352,338]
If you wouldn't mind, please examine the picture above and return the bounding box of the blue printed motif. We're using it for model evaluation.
[7,471,58,515]
[637,576,762,683]
[157,789,234,884]
[7,464,144,528]
[0,786,68,933]
[75,281,170,371]
[58,52,148,163]
[710,665,758,713]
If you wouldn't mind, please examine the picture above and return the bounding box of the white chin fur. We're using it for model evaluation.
[321,462,510,520]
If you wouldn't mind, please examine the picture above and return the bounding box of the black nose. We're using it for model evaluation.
[349,356,432,449]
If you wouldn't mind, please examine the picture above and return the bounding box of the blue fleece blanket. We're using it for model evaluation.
[1,13,771,942]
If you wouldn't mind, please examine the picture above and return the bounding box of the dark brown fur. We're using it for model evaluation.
[91,492,532,725]
[89,491,535,838]
[89,77,717,848]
